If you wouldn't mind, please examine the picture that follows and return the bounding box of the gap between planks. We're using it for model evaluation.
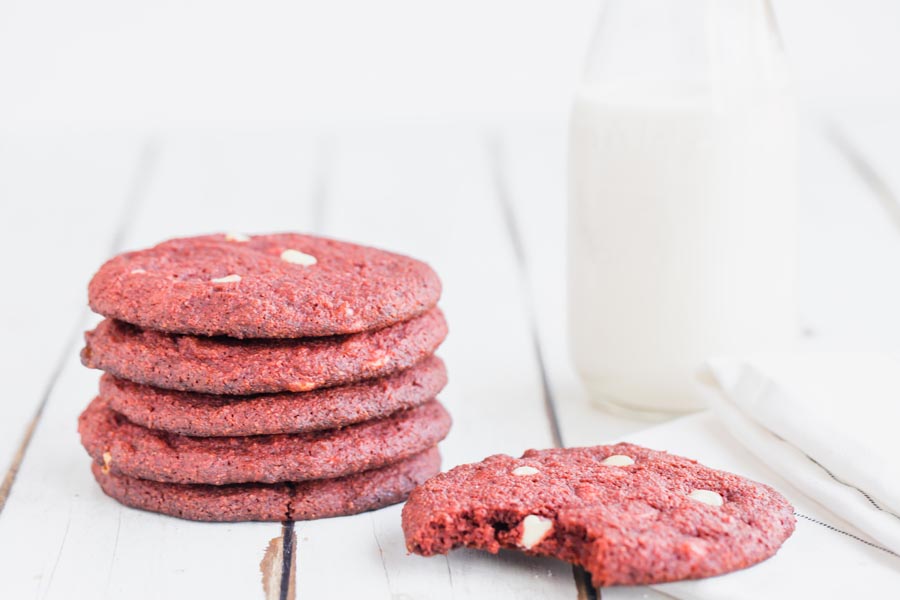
[0,139,160,514]
[487,132,600,600]
[264,134,333,600]
[826,120,900,237]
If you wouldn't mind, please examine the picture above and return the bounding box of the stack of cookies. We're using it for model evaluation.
[78,233,450,522]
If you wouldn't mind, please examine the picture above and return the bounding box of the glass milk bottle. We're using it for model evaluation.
[568,0,796,417]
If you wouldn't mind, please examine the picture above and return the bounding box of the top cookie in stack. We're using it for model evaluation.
[78,233,451,522]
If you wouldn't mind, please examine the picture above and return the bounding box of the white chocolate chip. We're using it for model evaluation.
[130,268,146,275]
[512,466,540,476]
[280,249,317,266]
[211,274,242,284]
[101,451,112,474]
[682,538,709,557]
[519,515,553,549]
[688,489,724,506]
[601,454,635,466]
[366,355,388,369]
[225,232,251,242]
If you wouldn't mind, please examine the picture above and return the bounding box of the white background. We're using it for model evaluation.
[0,0,897,132]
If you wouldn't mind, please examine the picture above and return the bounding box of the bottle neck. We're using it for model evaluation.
[583,0,790,96]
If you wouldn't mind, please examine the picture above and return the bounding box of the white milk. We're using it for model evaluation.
[568,82,796,415]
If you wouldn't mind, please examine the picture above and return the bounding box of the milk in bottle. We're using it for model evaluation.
[568,0,796,416]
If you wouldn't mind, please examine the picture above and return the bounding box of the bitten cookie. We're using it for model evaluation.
[99,355,447,436]
[81,308,447,395]
[80,396,451,485]
[88,233,441,338]
[402,443,795,587]
[92,447,442,522]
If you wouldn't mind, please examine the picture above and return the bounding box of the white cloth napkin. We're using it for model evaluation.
[705,353,900,556]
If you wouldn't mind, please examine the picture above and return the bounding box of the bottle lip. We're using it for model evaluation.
[580,0,792,90]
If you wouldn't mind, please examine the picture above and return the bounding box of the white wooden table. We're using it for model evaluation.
[0,115,898,599]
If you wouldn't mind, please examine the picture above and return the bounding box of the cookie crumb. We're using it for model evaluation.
[280,249,317,266]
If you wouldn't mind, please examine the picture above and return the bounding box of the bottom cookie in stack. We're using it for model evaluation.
[78,362,451,522]
[91,448,441,522]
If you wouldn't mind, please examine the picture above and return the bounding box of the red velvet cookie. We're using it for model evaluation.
[99,356,446,436]
[91,447,441,522]
[79,396,451,485]
[82,308,447,395]
[88,233,441,338]
[402,443,795,587]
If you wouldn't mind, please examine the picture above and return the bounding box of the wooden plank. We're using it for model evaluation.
[0,134,143,496]
[497,125,663,448]
[293,127,576,598]
[0,133,318,599]
[824,111,900,290]
[123,132,324,248]
[794,119,900,350]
